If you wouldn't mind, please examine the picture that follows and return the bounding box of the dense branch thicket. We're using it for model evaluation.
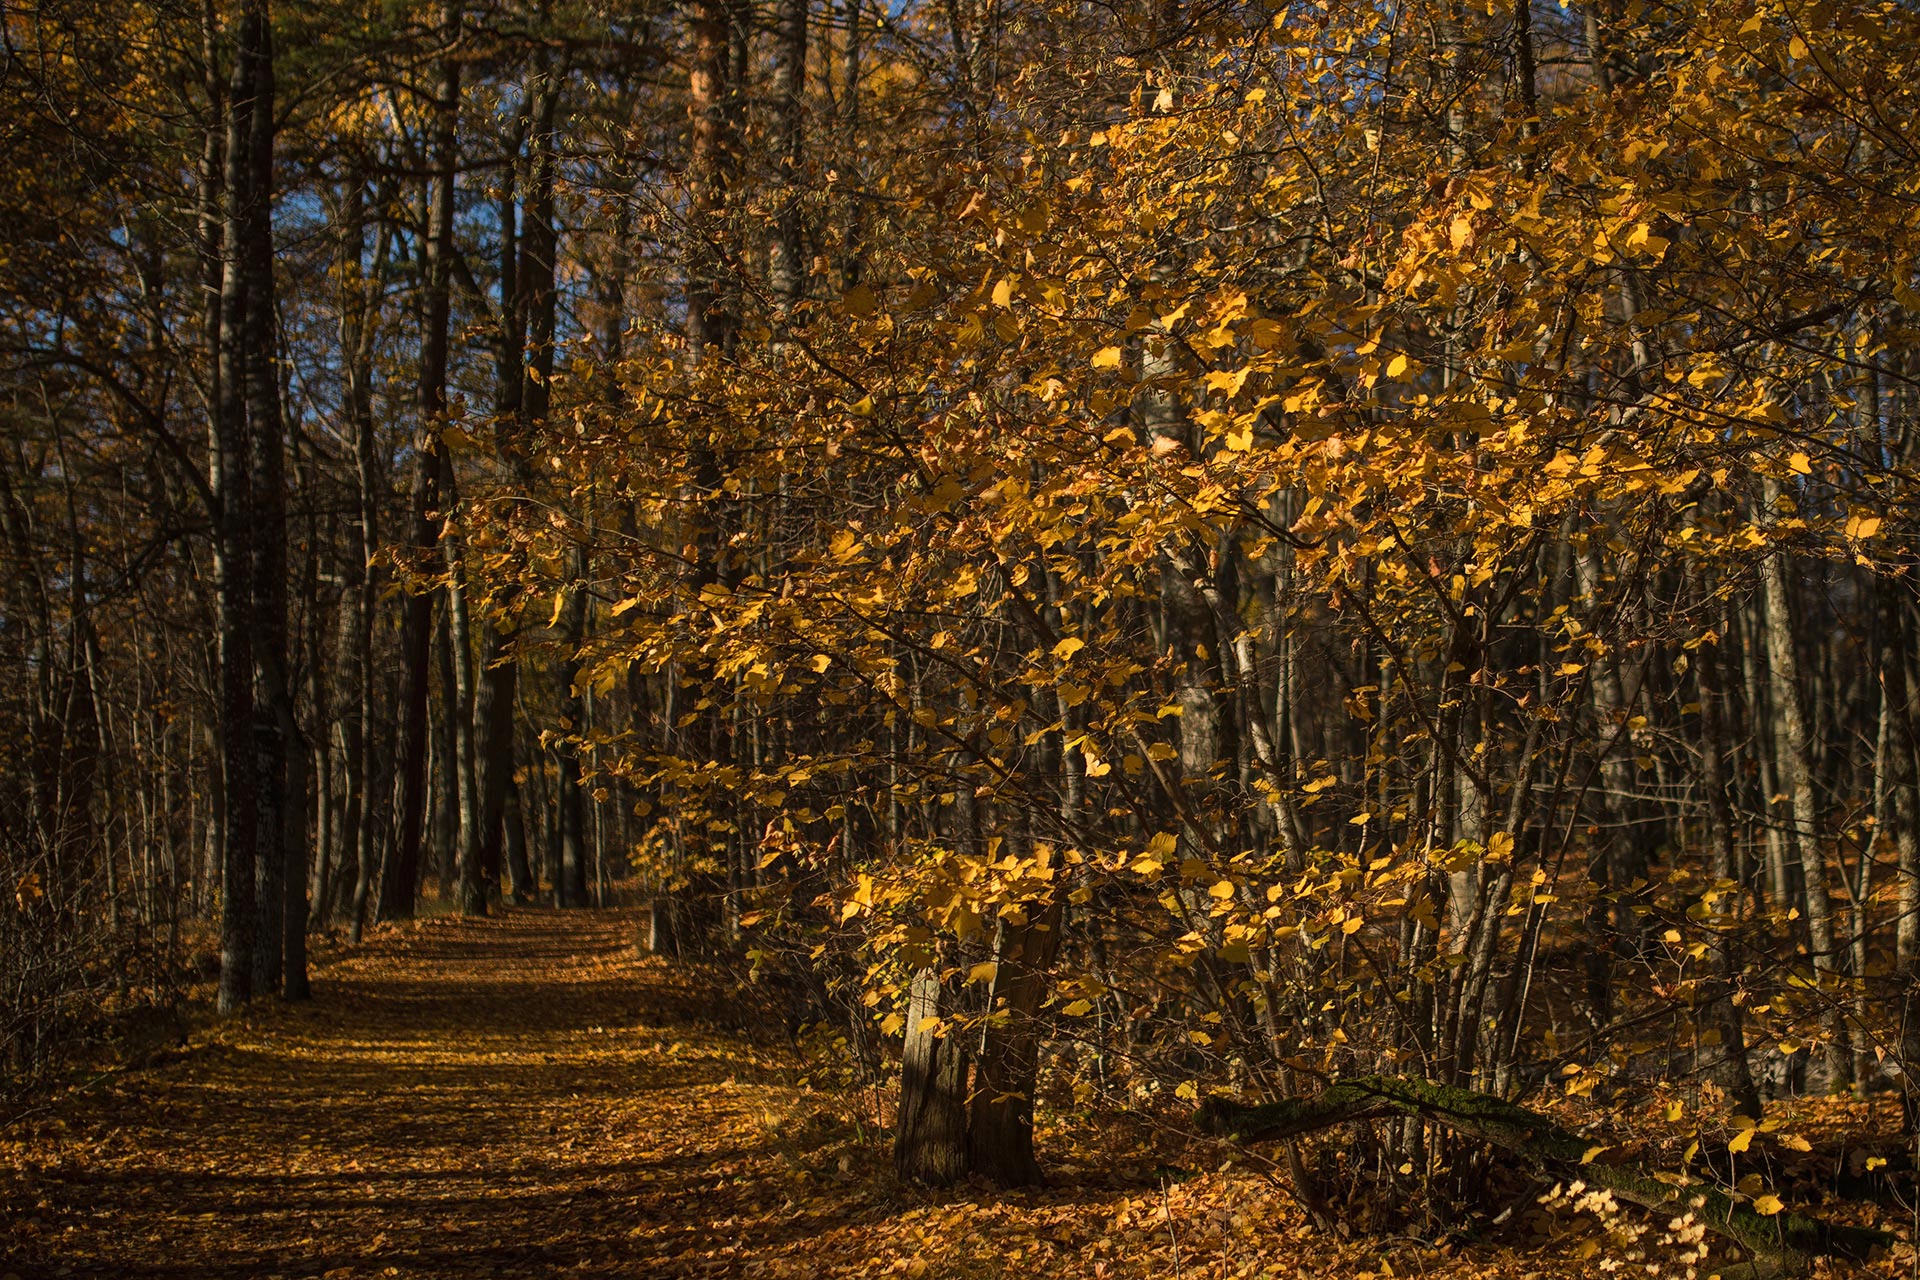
[5,0,1920,1251]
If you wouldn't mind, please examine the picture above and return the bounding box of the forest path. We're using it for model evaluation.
[0,908,886,1280]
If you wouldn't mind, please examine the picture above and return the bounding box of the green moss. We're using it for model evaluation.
[1198,1075,1891,1273]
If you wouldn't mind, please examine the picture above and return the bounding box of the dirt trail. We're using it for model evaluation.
[7,910,1906,1280]
[1,909,882,1280]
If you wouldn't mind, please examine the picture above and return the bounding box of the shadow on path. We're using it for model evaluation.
[1,909,878,1280]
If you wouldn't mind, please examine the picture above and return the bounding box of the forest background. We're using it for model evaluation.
[5,0,1920,1270]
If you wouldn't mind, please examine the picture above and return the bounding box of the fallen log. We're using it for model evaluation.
[1196,1075,1891,1274]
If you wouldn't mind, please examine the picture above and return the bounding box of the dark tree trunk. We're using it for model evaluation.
[1695,621,1760,1116]
[210,0,264,1013]
[1758,487,1851,1089]
[685,0,737,360]
[554,561,589,908]
[381,0,460,924]
[445,506,484,915]
[766,0,807,308]
[503,776,533,902]
[432,616,459,900]
[894,966,970,1186]
[242,1,292,997]
[968,897,1063,1186]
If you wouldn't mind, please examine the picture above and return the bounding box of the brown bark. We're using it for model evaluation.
[1695,624,1761,1116]
[554,565,589,908]
[211,0,264,1013]
[240,0,298,998]
[766,0,808,308]
[968,894,1063,1185]
[1758,482,1851,1088]
[894,966,971,1185]
[381,0,460,923]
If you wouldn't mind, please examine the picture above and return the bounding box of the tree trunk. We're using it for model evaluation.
[503,777,534,902]
[445,493,484,915]
[210,0,264,1013]
[242,3,292,996]
[1758,483,1851,1089]
[1695,623,1761,1116]
[968,893,1063,1186]
[473,627,518,900]
[894,966,971,1186]
[766,0,808,308]
[685,0,737,360]
[554,565,590,908]
[1876,579,1920,1128]
[381,0,460,924]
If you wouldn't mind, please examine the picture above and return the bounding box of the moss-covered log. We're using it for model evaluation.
[1197,1076,1890,1273]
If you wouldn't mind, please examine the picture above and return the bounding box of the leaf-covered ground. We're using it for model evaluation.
[1,910,1908,1279]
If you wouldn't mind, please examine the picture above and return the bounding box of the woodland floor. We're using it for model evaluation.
[2,909,1912,1280]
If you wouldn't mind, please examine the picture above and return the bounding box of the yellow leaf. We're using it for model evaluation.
[1728,1127,1756,1153]
[1386,353,1410,378]
[1091,345,1124,370]
[1752,1193,1784,1216]
[1788,451,1811,475]
[1062,998,1093,1016]
[811,653,833,673]
[1787,34,1807,60]
[1342,916,1363,935]
[1053,637,1086,660]
[967,961,998,984]
[991,277,1015,308]
[1247,318,1284,349]
[1175,1081,1198,1100]
[842,284,877,317]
